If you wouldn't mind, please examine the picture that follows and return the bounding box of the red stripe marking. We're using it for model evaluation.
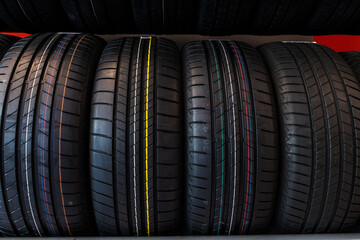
[230,42,250,234]
[42,36,70,235]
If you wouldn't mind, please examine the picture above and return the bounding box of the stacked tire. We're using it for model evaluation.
[0,33,360,237]
[1,1,360,34]
[182,40,360,234]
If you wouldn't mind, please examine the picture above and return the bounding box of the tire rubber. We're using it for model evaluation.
[60,0,134,33]
[197,0,257,35]
[340,52,360,77]
[305,0,360,34]
[0,33,105,237]
[90,37,183,236]
[258,42,360,233]
[0,20,11,31]
[0,34,19,60]
[0,0,72,32]
[184,40,279,235]
[197,0,315,35]
[250,0,315,34]
[131,0,197,34]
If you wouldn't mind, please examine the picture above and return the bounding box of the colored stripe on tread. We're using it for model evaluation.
[59,34,86,236]
[209,41,225,235]
[26,35,58,237]
[132,37,142,237]
[41,35,72,236]
[218,41,237,235]
[145,37,152,237]
[230,42,252,234]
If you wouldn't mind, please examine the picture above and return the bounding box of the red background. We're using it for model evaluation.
[314,35,360,52]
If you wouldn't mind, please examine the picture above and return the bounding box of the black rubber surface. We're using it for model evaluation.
[251,0,314,34]
[197,0,315,35]
[196,0,360,35]
[340,52,360,78]
[0,34,19,60]
[184,40,279,235]
[0,19,8,31]
[60,0,134,33]
[197,0,256,35]
[339,51,360,233]
[305,0,360,34]
[131,0,197,33]
[0,0,360,34]
[0,0,71,32]
[90,37,183,236]
[258,42,360,233]
[0,33,105,237]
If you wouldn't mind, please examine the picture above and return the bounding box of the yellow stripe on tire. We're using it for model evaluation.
[145,37,152,237]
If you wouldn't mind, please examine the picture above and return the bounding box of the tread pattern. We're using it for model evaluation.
[0,35,19,60]
[1,1,360,34]
[184,40,279,235]
[131,0,196,34]
[90,36,183,236]
[258,42,360,233]
[250,0,314,34]
[0,34,37,237]
[197,0,315,35]
[305,0,360,34]
[0,33,105,237]
[60,0,134,33]
[198,0,255,35]
[341,52,360,78]
[0,0,71,32]
[339,51,360,232]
